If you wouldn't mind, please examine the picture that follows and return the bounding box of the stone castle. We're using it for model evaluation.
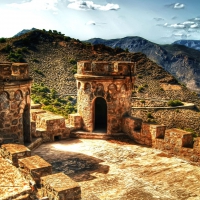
[1,61,200,199]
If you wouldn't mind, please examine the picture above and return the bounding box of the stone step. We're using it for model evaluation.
[31,103,42,109]
[70,131,125,140]
[33,128,47,138]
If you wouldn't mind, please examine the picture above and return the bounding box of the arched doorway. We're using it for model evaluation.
[94,97,107,132]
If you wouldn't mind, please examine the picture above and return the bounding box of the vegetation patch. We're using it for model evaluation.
[167,100,183,107]
[0,38,6,43]
[33,68,45,76]
[31,83,77,118]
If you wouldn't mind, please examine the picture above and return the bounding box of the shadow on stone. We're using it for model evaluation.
[33,139,110,182]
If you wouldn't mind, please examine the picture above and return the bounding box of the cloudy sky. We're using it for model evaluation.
[0,0,200,44]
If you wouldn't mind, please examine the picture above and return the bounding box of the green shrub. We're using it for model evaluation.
[2,44,12,53]
[69,59,77,65]
[167,100,183,107]
[64,36,71,42]
[0,38,6,43]
[137,75,143,79]
[138,86,144,92]
[32,58,39,63]
[71,64,77,74]
[7,51,24,62]
[185,128,198,138]
[147,112,153,119]
[34,68,45,76]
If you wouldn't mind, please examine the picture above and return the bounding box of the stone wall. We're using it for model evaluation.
[75,61,135,134]
[131,108,200,135]
[31,109,70,143]
[122,116,200,165]
[0,62,32,145]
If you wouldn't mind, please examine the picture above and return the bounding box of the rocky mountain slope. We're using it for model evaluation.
[86,37,200,94]
[13,27,37,38]
[173,40,200,51]
[0,29,200,134]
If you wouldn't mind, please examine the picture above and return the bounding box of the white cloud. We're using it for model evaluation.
[86,20,96,25]
[154,17,164,21]
[67,0,120,11]
[182,21,195,25]
[190,23,199,28]
[7,0,59,11]
[165,3,185,9]
[170,24,185,28]
[174,3,185,9]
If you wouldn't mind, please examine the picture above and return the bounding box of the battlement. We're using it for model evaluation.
[0,62,31,81]
[76,61,136,77]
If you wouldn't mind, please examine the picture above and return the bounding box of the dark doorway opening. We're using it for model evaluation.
[54,135,61,141]
[94,97,107,132]
[23,105,31,143]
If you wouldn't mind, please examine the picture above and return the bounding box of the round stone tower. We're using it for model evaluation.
[75,61,136,134]
[0,62,32,144]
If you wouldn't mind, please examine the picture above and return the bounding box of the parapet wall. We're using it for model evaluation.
[77,61,136,76]
[0,62,30,81]
[122,116,200,165]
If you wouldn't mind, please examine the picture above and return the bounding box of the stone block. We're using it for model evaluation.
[0,144,31,167]
[68,113,82,129]
[41,172,81,200]
[18,155,52,185]
[193,137,200,153]
[165,128,193,148]
[31,109,46,121]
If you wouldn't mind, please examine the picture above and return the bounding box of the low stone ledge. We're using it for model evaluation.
[41,172,81,200]
[18,155,52,185]
[31,109,46,121]
[0,144,31,167]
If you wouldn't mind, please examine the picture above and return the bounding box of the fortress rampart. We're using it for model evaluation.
[0,62,32,144]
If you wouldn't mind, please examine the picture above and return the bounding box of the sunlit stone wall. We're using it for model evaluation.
[0,63,32,144]
[75,61,136,134]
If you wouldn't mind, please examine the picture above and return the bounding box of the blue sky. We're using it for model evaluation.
[0,0,200,44]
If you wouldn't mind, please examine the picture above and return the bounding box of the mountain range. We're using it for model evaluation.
[173,40,200,51]
[86,37,200,94]
[11,28,200,94]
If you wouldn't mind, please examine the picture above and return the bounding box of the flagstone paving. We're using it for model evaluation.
[33,138,200,200]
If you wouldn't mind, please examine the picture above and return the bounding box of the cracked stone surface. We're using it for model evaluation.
[33,139,200,200]
[0,155,31,200]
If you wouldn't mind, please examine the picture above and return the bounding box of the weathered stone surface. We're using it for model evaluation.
[18,155,52,185]
[0,143,31,167]
[0,62,32,145]
[0,155,31,200]
[74,61,135,134]
[33,139,200,200]
[41,172,81,200]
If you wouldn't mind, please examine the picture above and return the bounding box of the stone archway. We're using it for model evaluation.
[94,97,107,132]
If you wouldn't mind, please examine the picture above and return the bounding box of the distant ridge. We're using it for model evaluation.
[86,36,200,94]
[173,40,200,51]
[13,27,37,38]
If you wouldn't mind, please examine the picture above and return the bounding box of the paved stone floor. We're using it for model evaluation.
[33,138,200,200]
[0,156,31,200]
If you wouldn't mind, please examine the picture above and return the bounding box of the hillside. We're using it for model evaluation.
[0,29,200,135]
[86,37,200,94]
